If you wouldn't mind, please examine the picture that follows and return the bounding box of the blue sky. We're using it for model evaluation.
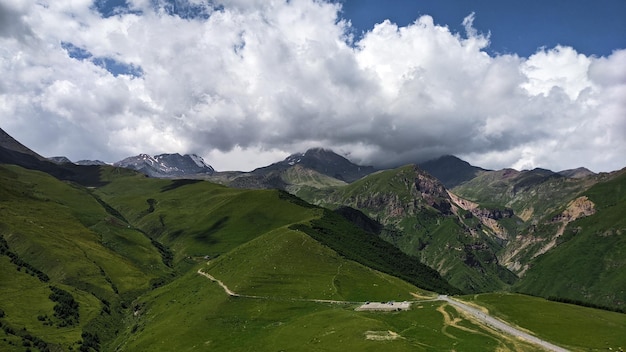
[340,0,626,57]
[0,0,625,172]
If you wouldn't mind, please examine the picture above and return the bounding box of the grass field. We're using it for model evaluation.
[95,175,322,264]
[115,267,540,352]
[205,227,431,301]
[462,292,626,351]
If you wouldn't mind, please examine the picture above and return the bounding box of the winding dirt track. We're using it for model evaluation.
[197,269,356,304]
[438,295,570,352]
[197,269,570,352]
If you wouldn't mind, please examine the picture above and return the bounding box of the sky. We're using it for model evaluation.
[0,0,625,172]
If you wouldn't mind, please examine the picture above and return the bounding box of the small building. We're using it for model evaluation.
[355,301,411,311]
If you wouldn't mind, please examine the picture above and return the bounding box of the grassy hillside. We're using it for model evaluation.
[462,293,626,351]
[0,165,171,351]
[115,265,541,352]
[515,170,626,310]
[292,209,462,295]
[95,171,458,295]
[94,174,321,266]
[204,227,429,301]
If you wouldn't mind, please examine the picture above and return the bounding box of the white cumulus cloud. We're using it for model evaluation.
[0,0,624,173]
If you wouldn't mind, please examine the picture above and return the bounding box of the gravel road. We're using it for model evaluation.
[437,295,570,352]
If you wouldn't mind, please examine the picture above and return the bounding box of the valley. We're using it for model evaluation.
[0,128,625,351]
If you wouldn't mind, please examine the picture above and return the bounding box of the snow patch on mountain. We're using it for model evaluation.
[114,153,215,177]
[190,154,210,168]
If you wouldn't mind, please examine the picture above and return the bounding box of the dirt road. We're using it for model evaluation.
[197,269,569,351]
[437,295,570,352]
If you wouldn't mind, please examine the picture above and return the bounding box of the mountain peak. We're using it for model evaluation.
[114,153,214,177]
[558,167,596,179]
[253,148,376,183]
[418,155,486,188]
[48,156,73,164]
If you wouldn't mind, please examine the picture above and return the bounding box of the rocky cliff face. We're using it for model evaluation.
[499,195,597,275]
[448,191,513,239]
[333,165,454,224]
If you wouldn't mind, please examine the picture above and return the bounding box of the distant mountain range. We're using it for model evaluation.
[7,126,594,185]
[1,126,623,298]
[45,152,215,178]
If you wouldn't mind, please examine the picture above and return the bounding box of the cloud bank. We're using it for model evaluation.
[0,0,624,172]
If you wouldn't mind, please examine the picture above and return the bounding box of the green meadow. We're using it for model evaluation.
[115,267,540,352]
[462,293,626,351]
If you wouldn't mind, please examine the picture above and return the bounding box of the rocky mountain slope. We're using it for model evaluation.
[299,164,518,293]
[515,169,626,309]
[451,167,610,269]
[0,127,46,160]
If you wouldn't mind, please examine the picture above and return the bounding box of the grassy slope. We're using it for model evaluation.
[463,293,626,351]
[116,265,539,352]
[206,226,431,301]
[96,172,458,295]
[293,209,462,295]
[515,170,626,309]
[283,165,348,189]
[0,255,100,350]
[0,165,171,351]
[95,175,319,265]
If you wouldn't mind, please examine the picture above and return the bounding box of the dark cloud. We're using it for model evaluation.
[0,3,34,41]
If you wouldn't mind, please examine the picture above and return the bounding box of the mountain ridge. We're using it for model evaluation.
[0,127,46,160]
[113,153,215,177]
[252,147,377,183]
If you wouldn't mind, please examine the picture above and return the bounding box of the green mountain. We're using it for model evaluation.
[298,164,518,293]
[418,155,487,188]
[515,168,626,309]
[451,166,626,309]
